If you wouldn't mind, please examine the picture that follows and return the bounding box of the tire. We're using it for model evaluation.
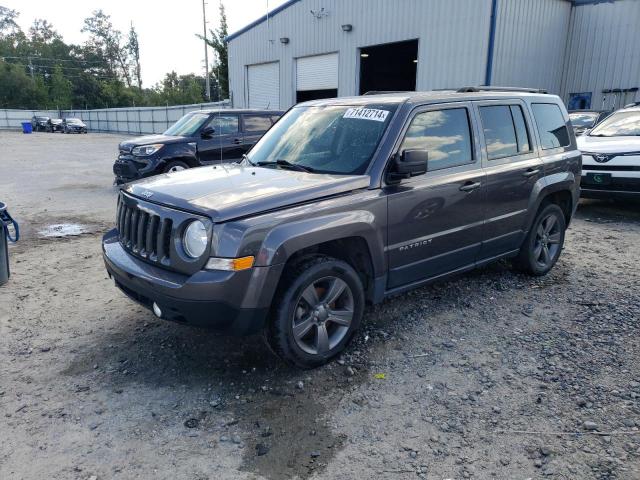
[514,203,566,276]
[163,160,189,173]
[266,255,365,369]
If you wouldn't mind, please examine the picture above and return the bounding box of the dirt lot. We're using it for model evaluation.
[1,131,639,480]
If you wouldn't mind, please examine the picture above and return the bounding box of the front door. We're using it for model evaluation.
[474,101,544,259]
[386,103,486,289]
[197,114,243,164]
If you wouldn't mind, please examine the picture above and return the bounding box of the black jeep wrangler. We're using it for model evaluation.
[103,88,581,368]
[113,109,283,184]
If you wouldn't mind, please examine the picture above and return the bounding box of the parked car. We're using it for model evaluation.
[568,110,610,136]
[31,116,50,132]
[103,87,580,368]
[47,118,63,133]
[578,104,640,199]
[62,118,87,134]
[112,109,283,184]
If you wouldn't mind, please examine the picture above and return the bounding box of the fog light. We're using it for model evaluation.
[152,302,162,318]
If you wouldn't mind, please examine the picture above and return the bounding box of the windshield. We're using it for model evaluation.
[247,104,397,175]
[569,112,598,128]
[589,111,640,137]
[164,112,209,136]
[66,118,82,124]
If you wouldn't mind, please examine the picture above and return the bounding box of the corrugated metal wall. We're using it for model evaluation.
[492,0,571,93]
[228,0,494,109]
[561,0,640,110]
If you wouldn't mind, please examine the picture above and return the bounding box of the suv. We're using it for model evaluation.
[62,118,87,134]
[31,116,50,132]
[103,88,580,368]
[578,104,640,199]
[112,109,283,184]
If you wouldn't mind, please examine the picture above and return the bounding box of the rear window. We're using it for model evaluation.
[532,103,570,149]
[243,115,272,133]
[400,108,474,171]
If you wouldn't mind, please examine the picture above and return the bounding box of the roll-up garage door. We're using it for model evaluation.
[247,62,280,109]
[296,53,339,91]
[296,53,338,102]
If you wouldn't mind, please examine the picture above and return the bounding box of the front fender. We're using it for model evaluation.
[157,142,198,168]
[257,210,386,276]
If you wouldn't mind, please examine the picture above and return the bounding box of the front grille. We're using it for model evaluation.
[116,195,173,265]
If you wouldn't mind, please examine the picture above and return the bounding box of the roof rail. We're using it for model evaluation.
[456,86,548,94]
[362,90,410,96]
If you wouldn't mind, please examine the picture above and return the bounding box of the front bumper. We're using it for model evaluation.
[113,156,158,183]
[580,170,640,199]
[102,229,279,335]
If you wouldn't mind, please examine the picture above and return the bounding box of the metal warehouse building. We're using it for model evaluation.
[227,0,640,111]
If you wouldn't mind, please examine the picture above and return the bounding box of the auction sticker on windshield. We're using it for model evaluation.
[343,108,389,122]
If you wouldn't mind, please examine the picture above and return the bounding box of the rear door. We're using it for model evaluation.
[197,114,243,164]
[474,100,543,259]
[241,114,274,152]
[386,103,486,289]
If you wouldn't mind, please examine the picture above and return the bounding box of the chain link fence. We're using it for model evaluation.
[0,101,231,134]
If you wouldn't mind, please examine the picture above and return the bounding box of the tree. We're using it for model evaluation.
[50,64,72,108]
[199,1,229,99]
[29,19,61,44]
[127,23,142,90]
[82,10,131,86]
[0,6,20,36]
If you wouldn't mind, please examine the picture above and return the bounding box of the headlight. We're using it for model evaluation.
[132,144,164,156]
[183,220,208,258]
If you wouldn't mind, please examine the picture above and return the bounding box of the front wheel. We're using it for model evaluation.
[163,160,189,173]
[266,255,365,368]
[514,203,566,275]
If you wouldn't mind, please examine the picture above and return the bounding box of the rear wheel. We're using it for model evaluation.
[266,255,365,368]
[514,203,566,275]
[163,160,189,173]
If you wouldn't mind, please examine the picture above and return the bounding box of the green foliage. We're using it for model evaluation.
[198,1,229,99]
[0,6,219,109]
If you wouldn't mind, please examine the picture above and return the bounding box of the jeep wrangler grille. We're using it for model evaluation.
[116,195,172,265]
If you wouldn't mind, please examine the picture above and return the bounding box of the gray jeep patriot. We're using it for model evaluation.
[103,87,581,368]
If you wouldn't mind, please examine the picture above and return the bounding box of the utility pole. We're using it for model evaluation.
[28,57,34,80]
[202,0,211,101]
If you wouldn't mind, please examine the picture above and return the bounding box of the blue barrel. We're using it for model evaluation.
[21,122,33,134]
[0,202,19,286]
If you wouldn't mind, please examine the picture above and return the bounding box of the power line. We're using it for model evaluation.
[0,55,106,65]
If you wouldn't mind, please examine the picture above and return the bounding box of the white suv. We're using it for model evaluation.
[577,105,640,199]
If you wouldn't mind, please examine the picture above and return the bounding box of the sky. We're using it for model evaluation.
[2,0,289,87]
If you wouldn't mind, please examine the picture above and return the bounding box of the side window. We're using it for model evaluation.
[399,108,474,171]
[531,103,570,149]
[479,106,518,159]
[510,105,531,152]
[243,115,272,133]
[479,105,532,159]
[207,115,239,135]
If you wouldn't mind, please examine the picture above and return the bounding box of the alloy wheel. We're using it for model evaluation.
[292,276,354,356]
[533,212,562,268]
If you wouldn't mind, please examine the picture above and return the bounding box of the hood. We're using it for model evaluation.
[124,163,370,222]
[120,134,186,150]
[578,134,640,153]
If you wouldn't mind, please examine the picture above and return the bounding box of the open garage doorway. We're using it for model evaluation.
[359,39,418,95]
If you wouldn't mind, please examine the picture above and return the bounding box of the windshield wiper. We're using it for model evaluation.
[276,159,315,173]
[254,159,315,173]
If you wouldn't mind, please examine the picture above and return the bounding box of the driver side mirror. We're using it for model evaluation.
[201,126,215,138]
[387,149,428,183]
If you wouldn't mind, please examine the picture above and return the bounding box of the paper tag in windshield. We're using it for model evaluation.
[343,108,389,122]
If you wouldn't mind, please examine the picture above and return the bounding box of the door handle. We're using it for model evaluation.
[233,138,242,144]
[459,181,481,192]
[522,168,541,178]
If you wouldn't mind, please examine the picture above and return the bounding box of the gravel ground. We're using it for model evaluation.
[1,131,639,479]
